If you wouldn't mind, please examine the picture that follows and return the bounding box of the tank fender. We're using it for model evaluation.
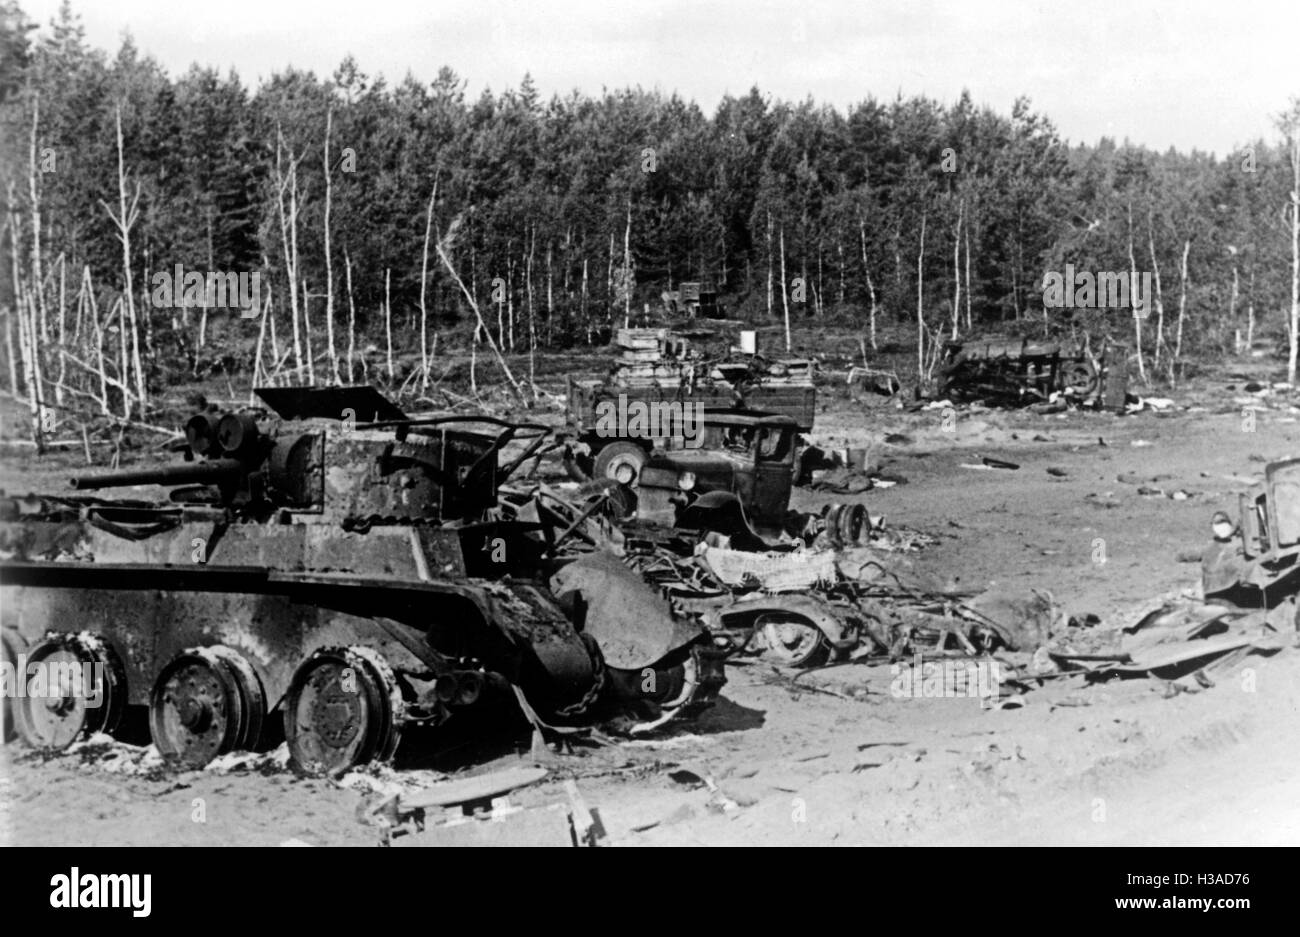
[550,550,703,670]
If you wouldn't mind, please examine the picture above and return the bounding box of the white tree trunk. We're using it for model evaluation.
[323,108,339,384]
[916,213,927,381]
[418,180,438,391]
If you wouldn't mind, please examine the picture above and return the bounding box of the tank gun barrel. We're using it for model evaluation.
[69,458,244,491]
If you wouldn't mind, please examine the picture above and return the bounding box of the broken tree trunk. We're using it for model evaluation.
[323,108,339,384]
[1147,212,1166,369]
[623,199,632,329]
[916,212,927,382]
[274,129,304,383]
[858,215,878,351]
[1173,237,1190,373]
[951,197,963,340]
[301,279,315,386]
[27,95,47,345]
[251,289,269,401]
[419,180,438,392]
[435,216,527,405]
[385,268,394,382]
[1127,203,1147,385]
[99,104,146,417]
[344,249,357,383]
[780,223,790,352]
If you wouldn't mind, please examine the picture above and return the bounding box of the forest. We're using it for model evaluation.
[2,0,1300,434]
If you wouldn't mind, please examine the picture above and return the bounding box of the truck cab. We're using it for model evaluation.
[1202,457,1300,615]
[628,411,799,536]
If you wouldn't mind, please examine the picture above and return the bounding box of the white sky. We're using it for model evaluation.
[18,0,1300,156]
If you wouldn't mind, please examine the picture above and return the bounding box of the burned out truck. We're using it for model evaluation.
[621,411,802,542]
[566,328,816,482]
[0,387,724,773]
[605,410,860,667]
[938,336,1128,409]
[1202,457,1300,622]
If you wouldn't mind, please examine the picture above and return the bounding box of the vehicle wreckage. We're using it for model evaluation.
[938,335,1128,409]
[566,327,816,482]
[0,387,725,774]
[1035,459,1300,689]
[540,408,1032,669]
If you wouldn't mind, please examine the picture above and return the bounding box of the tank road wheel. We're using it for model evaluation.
[3,629,28,743]
[212,647,267,753]
[759,613,829,668]
[284,647,403,777]
[15,633,126,752]
[592,442,648,486]
[348,647,403,764]
[150,647,265,768]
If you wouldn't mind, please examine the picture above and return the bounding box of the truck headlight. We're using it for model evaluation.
[678,471,696,491]
[1211,511,1236,542]
[614,463,636,485]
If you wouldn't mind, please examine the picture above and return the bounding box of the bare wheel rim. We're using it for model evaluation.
[16,633,124,751]
[760,616,827,667]
[150,649,245,767]
[284,648,390,777]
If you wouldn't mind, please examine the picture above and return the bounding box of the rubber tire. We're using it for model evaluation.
[592,441,648,484]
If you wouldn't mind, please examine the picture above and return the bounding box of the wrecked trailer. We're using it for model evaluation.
[0,387,724,774]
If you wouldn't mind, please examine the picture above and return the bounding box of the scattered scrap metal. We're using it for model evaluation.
[368,767,608,847]
[503,478,1036,669]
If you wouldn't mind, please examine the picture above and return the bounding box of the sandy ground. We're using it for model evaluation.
[4,374,1300,846]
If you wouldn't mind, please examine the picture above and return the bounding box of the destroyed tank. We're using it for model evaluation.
[0,387,724,774]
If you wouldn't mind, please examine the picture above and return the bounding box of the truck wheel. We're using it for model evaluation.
[1063,360,1099,396]
[592,442,647,485]
[758,614,829,668]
